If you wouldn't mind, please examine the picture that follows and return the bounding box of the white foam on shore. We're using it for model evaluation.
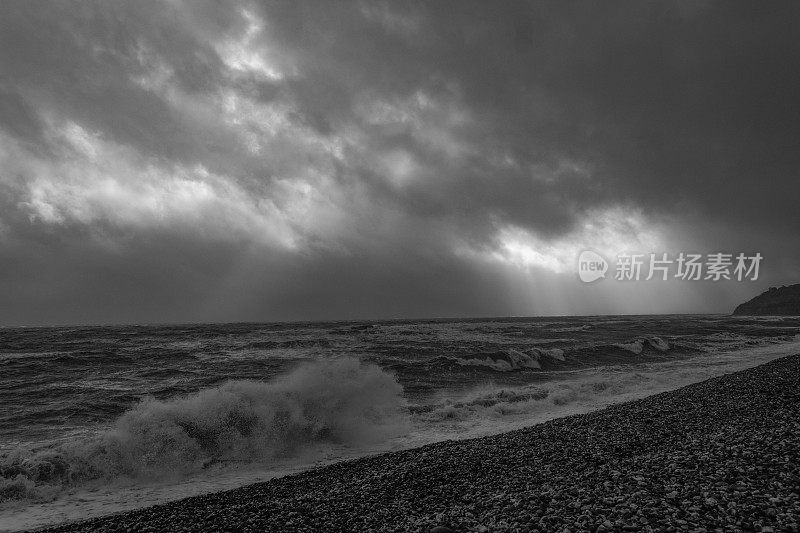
[414,336,800,441]
[2,338,799,532]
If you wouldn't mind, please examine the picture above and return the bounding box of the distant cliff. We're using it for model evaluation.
[733,284,800,316]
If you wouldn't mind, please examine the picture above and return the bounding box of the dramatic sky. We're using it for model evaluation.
[1,0,799,325]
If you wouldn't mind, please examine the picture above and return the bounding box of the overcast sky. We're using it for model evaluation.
[1,0,798,326]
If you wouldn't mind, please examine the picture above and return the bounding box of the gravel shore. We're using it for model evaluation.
[39,355,800,533]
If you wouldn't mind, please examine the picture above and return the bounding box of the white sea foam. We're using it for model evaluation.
[452,347,566,371]
[3,336,800,532]
[0,358,408,503]
[413,337,800,440]
[612,336,669,354]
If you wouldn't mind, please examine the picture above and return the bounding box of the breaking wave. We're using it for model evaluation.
[414,348,770,426]
[440,338,676,373]
[612,336,670,354]
[449,347,566,371]
[0,358,408,502]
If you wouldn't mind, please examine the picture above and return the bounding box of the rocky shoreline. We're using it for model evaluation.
[38,356,800,532]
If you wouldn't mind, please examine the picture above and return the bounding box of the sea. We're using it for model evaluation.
[2,314,800,530]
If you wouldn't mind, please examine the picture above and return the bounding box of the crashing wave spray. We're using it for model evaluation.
[0,358,408,501]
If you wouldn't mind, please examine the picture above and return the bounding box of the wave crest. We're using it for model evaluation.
[612,336,670,355]
[449,347,566,372]
[0,358,408,501]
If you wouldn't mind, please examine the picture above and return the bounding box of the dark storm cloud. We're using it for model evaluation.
[245,0,800,234]
[0,0,798,325]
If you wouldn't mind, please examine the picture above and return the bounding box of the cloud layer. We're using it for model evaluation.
[0,0,798,325]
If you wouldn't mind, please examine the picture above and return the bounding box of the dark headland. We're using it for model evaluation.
[36,355,800,533]
[734,284,800,316]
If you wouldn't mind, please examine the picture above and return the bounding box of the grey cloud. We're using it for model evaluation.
[0,0,798,324]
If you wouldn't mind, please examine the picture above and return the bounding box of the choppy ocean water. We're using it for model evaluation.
[2,315,800,530]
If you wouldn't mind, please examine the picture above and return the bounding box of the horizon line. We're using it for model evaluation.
[0,311,735,330]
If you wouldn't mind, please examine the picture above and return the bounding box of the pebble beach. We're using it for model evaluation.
[36,355,800,533]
